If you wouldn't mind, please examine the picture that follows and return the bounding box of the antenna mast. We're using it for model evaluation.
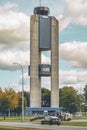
[39,0,41,6]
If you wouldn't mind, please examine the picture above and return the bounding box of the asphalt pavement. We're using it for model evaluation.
[0,122,87,130]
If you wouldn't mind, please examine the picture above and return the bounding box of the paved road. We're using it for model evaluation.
[0,122,87,130]
[71,119,87,122]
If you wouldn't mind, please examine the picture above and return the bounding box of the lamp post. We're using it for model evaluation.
[13,63,24,122]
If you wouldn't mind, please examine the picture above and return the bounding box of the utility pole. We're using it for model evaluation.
[13,63,24,122]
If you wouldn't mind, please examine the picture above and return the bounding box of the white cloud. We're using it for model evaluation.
[0,49,29,70]
[10,69,86,92]
[0,2,30,50]
[58,0,87,31]
[66,0,87,25]
[59,69,87,85]
[59,69,86,93]
[60,41,87,69]
[20,69,87,92]
[0,2,17,13]
[41,53,50,64]
[0,2,31,70]
[60,70,77,85]
[41,77,51,90]
[58,15,72,31]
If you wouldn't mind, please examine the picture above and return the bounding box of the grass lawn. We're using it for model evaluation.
[0,116,31,122]
[61,121,87,127]
[0,126,47,130]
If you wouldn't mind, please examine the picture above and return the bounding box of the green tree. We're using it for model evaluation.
[15,92,27,115]
[24,91,30,107]
[84,84,87,104]
[0,88,9,119]
[59,86,83,113]
[41,88,51,107]
[0,96,10,119]
[82,84,87,114]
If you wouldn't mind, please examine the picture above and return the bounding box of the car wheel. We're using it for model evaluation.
[57,122,60,125]
[49,121,52,125]
[41,122,43,125]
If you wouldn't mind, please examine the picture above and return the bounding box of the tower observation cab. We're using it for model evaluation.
[34,6,50,15]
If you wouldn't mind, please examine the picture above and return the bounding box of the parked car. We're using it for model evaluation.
[41,116,61,125]
[53,112,72,121]
[62,112,72,121]
[74,113,82,117]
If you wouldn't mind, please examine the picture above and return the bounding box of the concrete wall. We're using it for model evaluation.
[30,15,41,107]
[51,17,59,107]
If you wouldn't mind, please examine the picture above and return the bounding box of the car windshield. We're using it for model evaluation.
[45,116,50,120]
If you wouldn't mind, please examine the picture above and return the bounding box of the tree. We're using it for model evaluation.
[24,91,30,107]
[82,84,87,114]
[59,86,84,113]
[41,88,51,107]
[0,91,10,120]
[14,92,27,115]
[4,88,19,111]
[84,84,87,105]
[0,87,3,112]
[0,88,9,119]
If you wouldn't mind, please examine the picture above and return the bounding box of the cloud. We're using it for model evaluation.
[59,69,86,93]
[41,53,50,64]
[0,2,29,51]
[22,69,87,92]
[14,72,51,92]
[0,49,29,70]
[0,2,31,70]
[66,0,87,25]
[60,70,77,85]
[58,15,72,31]
[60,41,87,69]
[10,68,86,92]
[41,77,51,89]
[58,0,87,31]
[0,2,17,13]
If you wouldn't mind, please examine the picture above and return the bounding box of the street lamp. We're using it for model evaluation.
[13,63,24,122]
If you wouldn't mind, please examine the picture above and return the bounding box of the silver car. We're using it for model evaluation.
[41,116,61,125]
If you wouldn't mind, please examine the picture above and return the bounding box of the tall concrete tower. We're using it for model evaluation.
[29,6,59,108]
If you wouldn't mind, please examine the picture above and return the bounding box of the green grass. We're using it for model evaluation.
[61,121,87,127]
[72,116,87,120]
[0,116,32,122]
[0,128,10,130]
[0,126,46,130]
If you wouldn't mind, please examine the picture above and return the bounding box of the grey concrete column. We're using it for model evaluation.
[30,15,41,107]
[51,17,59,108]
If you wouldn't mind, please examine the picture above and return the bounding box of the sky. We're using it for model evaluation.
[0,0,87,93]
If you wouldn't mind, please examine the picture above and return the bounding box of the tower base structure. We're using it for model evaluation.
[25,107,61,116]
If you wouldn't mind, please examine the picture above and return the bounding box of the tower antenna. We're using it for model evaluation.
[39,0,41,6]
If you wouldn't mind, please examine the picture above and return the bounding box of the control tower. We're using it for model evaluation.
[29,6,59,108]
